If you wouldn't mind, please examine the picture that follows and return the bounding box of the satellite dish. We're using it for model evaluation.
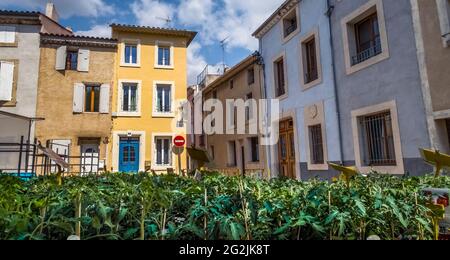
[419,148,450,177]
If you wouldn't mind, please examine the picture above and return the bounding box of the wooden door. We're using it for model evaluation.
[278,119,296,179]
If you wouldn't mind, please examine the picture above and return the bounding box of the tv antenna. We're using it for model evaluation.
[156,16,172,27]
[220,36,229,73]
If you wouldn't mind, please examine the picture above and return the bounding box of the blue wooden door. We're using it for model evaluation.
[119,137,140,173]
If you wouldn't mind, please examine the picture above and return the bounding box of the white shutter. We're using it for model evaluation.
[0,61,14,101]
[77,49,90,72]
[99,84,110,114]
[73,83,85,113]
[0,26,15,43]
[55,46,67,70]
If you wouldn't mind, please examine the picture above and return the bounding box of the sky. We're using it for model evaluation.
[0,0,285,85]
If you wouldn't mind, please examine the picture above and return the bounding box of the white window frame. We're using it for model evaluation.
[341,0,390,75]
[152,133,175,170]
[0,25,16,45]
[281,5,301,43]
[152,81,175,118]
[117,80,142,117]
[155,41,174,69]
[436,0,450,47]
[121,39,141,67]
[351,100,404,175]
[0,60,16,103]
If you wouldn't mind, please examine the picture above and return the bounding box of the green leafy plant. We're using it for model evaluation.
[0,171,448,240]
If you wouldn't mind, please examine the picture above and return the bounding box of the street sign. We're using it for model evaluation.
[173,146,185,155]
[173,136,186,176]
[174,135,186,148]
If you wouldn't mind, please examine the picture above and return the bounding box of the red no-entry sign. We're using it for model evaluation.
[174,135,186,148]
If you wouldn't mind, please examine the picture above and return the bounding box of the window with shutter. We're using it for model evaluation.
[99,84,110,114]
[77,49,90,72]
[84,85,100,112]
[66,51,78,70]
[0,61,14,102]
[73,83,85,113]
[0,26,15,44]
[55,46,67,71]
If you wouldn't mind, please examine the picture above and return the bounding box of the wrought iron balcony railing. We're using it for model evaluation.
[352,38,382,66]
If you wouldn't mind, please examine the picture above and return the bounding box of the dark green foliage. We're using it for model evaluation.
[0,172,448,240]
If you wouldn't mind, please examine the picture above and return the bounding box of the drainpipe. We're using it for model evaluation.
[257,38,273,179]
[326,0,344,165]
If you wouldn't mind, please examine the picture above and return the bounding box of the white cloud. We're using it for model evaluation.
[187,42,207,85]
[0,0,115,18]
[177,0,284,51]
[177,0,214,27]
[130,0,175,27]
[76,24,111,38]
[187,42,224,85]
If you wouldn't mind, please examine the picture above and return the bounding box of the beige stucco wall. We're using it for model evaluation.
[418,0,450,113]
[204,61,267,177]
[35,45,115,172]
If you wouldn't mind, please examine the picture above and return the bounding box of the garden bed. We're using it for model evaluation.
[0,172,449,240]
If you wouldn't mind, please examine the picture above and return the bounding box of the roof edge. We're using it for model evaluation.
[110,23,197,46]
[252,0,299,38]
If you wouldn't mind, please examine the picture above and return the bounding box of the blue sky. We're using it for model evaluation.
[0,0,284,84]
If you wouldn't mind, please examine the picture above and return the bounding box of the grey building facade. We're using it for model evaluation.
[328,0,433,176]
[254,0,343,180]
[0,5,72,172]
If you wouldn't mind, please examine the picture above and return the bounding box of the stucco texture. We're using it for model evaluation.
[35,45,115,168]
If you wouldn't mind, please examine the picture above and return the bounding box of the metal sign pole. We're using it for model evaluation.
[178,152,182,176]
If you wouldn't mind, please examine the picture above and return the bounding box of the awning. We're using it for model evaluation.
[0,110,45,122]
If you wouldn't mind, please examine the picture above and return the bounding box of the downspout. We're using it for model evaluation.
[257,38,273,179]
[326,0,344,165]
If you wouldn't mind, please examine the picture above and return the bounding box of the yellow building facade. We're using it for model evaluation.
[109,24,196,173]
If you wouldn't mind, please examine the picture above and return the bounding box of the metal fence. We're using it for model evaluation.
[0,136,101,179]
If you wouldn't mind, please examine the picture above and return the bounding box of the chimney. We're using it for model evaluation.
[45,3,59,22]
